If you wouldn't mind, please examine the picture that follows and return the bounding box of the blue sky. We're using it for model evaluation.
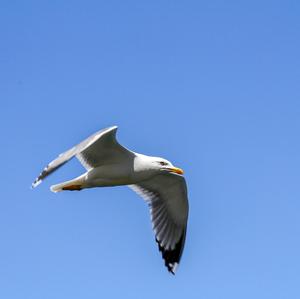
[1,1,300,298]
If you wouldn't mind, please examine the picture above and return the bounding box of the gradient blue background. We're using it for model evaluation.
[1,1,299,298]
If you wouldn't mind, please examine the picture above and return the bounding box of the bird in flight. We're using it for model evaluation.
[32,126,189,274]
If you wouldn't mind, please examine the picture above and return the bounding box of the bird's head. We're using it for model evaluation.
[150,157,184,175]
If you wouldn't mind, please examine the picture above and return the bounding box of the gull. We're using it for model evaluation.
[32,126,189,274]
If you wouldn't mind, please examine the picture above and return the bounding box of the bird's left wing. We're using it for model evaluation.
[129,173,188,274]
[32,126,133,188]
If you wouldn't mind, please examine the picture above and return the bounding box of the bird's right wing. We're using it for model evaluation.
[129,173,189,274]
[32,126,133,188]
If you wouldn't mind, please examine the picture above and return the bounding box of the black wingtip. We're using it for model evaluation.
[156,230,186,275]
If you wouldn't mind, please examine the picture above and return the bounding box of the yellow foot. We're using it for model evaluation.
[62,184,82,191]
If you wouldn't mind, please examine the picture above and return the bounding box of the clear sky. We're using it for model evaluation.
[1,1,299,298]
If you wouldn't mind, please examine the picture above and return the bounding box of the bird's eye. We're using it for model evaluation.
[159,161,168,166]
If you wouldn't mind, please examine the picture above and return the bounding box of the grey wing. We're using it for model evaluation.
[129,173,188,274]
[76,126,133,170]
[32,126,133,188]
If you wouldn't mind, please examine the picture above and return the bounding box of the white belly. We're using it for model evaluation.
[83,164,141,187]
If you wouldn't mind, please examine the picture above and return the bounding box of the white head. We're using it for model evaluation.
[147,156,184,175]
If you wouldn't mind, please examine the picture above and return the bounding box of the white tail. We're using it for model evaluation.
[50,173,87,193]
[50,182,66,193]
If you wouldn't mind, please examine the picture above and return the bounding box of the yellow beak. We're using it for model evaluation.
[168,167,184,175]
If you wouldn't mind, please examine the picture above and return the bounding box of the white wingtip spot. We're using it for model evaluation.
[170,263,178,274]
[31,180,41,189]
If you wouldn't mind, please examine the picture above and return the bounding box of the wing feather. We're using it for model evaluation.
[32,126,133,188]
[129,173,188,274]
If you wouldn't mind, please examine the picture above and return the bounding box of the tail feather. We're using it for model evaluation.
[50,173,86,193]
[50,182,67,193]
